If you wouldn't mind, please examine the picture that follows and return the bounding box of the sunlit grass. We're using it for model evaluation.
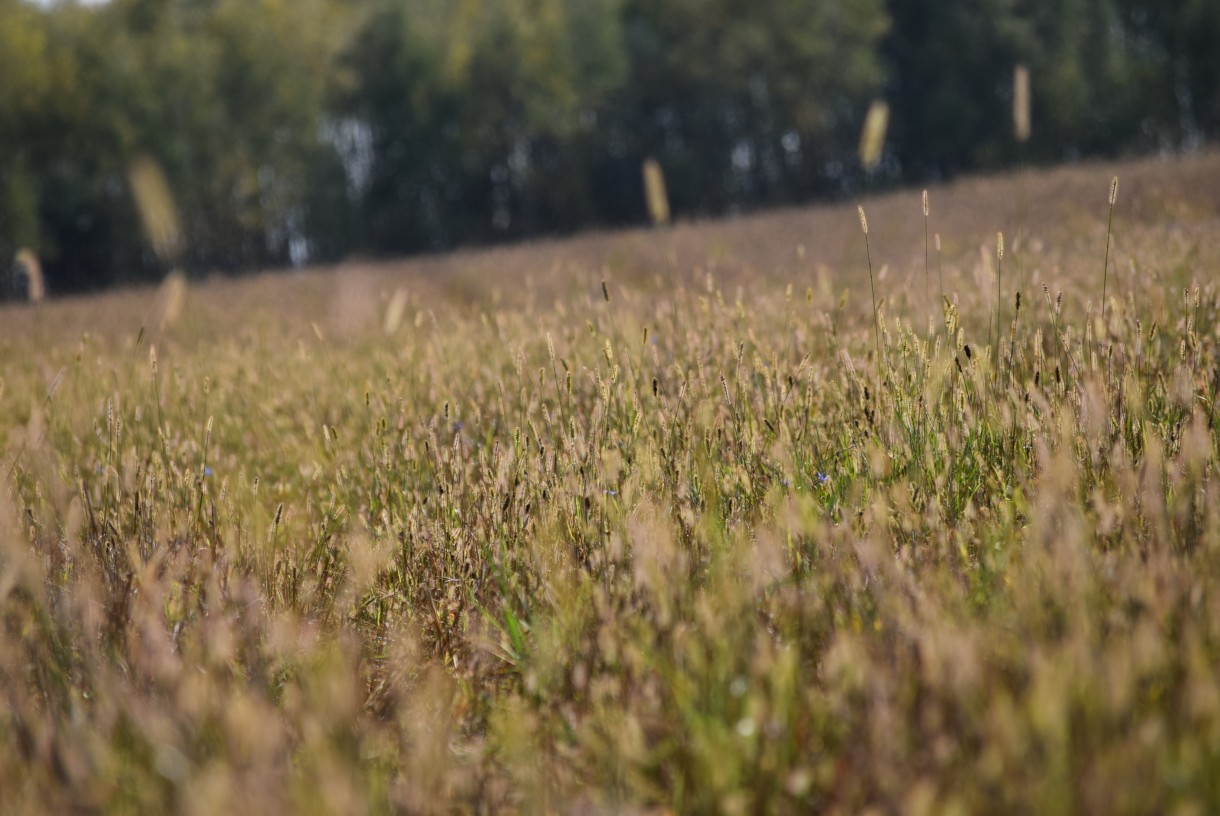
[2,153,1220,813]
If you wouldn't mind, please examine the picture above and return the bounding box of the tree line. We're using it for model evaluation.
[1,0,1217,293]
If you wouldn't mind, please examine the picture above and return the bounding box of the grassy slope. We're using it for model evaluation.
[2,151,1220,813]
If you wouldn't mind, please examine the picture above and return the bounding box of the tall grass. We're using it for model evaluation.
[923,189,933,331]
[1,156,1219,814]
[995,230,1005,377]
[1101,176,1119,334]
[858,205,882,373]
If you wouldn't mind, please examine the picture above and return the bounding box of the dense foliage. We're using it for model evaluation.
[0,0,1217,291]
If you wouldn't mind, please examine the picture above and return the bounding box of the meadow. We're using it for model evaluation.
[3,151,1220,814]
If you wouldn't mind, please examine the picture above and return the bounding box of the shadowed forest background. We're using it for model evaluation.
[1,0,1218,293]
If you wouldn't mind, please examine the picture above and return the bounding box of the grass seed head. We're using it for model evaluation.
[160,271,188,329]
[1014,64,1031,142]
[14,248,44,303]
[128,155,183,263]
[642,158,671,226]
[859,100,889,171]
[383,288,408,334]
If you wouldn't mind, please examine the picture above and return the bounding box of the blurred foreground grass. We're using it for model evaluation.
[3,153,1220,814]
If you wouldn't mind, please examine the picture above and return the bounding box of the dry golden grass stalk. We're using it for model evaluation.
[384,288,409,334]
[1102,176,1119,331]
[159,270,188,329]
[1014,64,1031,143]
[923,190,933,323]
[13,248,43,303]
[642,158,671,227]
[994,231,1005,374]
[858,205,882,368]
[128,155,183,263]
[859,100,889,171]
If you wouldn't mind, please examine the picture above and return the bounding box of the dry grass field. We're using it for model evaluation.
[3,150,1220,814]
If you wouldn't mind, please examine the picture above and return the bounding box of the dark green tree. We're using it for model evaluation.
[3,0,1219,294]
[1116,0,1220,144]
[0,1,55,291]
[883,0,1169,180]
[3,0,357,291]
[611,0,889,212]
[344,0,628,253]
